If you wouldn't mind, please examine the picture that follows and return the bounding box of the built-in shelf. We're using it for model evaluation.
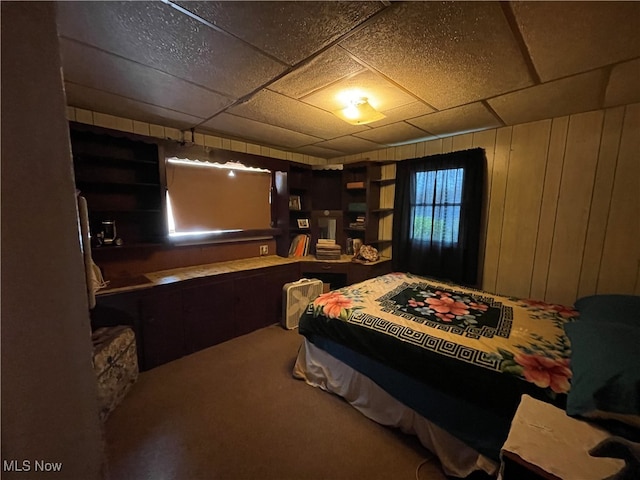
[342,162,395,250]
[70,122,164,246]
[371,178,395,186]
[371,208,394,214]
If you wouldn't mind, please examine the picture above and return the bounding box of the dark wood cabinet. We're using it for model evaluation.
[182,278,235,355]
[263,264,300,327]
[94,263,302,371]
[140,287,184,369]
[349,259,393,285]
[234,273,268,336]
[311,168,342,211]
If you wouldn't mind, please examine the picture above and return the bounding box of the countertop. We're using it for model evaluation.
[96,255,389,296]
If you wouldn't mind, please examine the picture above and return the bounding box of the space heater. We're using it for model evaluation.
[282,278,323,329]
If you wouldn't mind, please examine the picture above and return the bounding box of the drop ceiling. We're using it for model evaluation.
[56,1,640,159]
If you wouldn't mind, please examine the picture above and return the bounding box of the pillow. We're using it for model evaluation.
[564,321,640,427]
[574,294,640,328]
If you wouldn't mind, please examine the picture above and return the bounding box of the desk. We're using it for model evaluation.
[500,395,624,480]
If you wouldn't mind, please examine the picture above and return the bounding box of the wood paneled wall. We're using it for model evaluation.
[355,104,640,306]
[70,104,639,304]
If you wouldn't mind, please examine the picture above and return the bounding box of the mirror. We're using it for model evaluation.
[318,217,337,240]
[311,210,343,253]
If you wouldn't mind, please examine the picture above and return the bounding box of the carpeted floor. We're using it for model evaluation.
[104,324,452,480]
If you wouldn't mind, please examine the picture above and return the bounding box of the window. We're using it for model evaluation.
[166,157,272,239]
[411,168,464,245]
[392,148,485,285]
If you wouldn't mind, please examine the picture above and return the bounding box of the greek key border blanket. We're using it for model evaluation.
[298,272,576,400]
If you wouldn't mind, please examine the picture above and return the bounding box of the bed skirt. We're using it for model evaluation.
[293,338,497,478]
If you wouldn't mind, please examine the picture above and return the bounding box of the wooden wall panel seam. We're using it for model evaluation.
[493,127,516,296]
[543,117,571,300]
[544,112,604,304]
[594,106,626,294]
[496,121,551,298]
[577,107,622,298]
[596,103,640,294]
[531,117,567,301]
[483,127,512,293]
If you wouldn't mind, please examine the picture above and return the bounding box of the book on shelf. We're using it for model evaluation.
[316,244,341,251]
[348,202,367,212]
[346,181,365,189]
[288,234,310,257]
[316,250,342,260]
[349,216,366,229]
[315,240,341,260]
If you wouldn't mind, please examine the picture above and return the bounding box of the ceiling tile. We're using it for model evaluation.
[487,70,607,126]
[270,47,365,99]
[294,145,346,159]
[301,69,417,113]
[340,2,533,110]
[174,1,385,66]
[604,59,640,108]
[229,89,368,139]
[311,136,384,154]
[60,39,233,119]
[200,113,323,149]
[511,2,640,82]
[353,122,436,146]
[408,103,502,137]
[56,1,286,99]
[373,101,436,127]
[64,83,204,130]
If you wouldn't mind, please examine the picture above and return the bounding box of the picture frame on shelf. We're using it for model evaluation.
[289,195,301,211]
[297,218,309,229]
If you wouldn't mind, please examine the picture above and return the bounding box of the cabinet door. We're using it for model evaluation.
[182,278,235,354]
[139,288,184,370]
[349,260,392,286]
[234,273,268,336]
[263,264,301,327]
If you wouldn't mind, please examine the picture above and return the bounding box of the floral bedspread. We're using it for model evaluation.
[300,272,576,400]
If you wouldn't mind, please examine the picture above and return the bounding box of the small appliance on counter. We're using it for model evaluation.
[94,220,123,247]
[101,220,116,245]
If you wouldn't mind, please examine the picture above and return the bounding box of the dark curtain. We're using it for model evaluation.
[392,148,485,286]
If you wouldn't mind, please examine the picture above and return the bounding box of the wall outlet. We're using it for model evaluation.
[259,245,268,256]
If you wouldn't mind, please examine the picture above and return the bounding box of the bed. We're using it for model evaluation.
[293,272,640,477]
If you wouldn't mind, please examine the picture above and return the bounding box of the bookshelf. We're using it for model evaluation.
[342,161,395,255]
[69,122,165,248]
[276,163,313,256]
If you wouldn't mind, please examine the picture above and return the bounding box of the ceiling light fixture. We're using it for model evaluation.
[333,97,386,125]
